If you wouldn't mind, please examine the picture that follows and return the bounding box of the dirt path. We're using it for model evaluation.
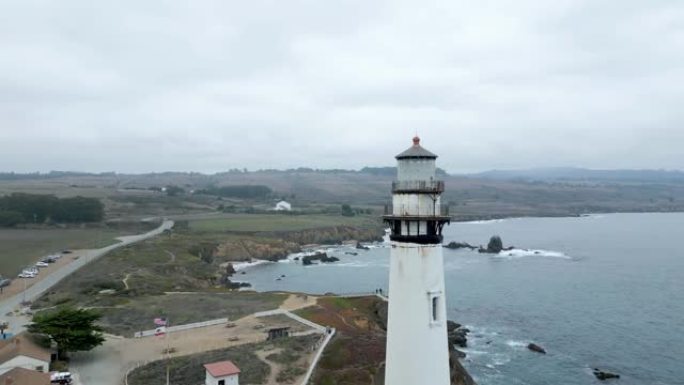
[164,249,176,263]
[122,273,132,290]
[257,348,285,385]
[280,293,318,311]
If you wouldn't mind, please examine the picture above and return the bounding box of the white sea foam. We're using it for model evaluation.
[493,249,570,260]
[491,354,511,366]
[462,219,506,225]
[232,259,270,271]
[505,340,528,349]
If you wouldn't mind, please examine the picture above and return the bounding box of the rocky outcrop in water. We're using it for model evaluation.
[444,242,478,250]
[302,252,340,265]
[527,343,546,354]
[356,242,371,250]
[478,235,514,253]
[448,320,470,349]
[593,369,620,381]
[450,350,477,385]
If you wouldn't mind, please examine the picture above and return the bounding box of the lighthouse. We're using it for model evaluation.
[383,136,451,385]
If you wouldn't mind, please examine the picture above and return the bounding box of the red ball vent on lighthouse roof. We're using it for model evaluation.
[395,135,438,159]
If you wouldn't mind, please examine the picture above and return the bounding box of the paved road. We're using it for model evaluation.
[0,220,174,335]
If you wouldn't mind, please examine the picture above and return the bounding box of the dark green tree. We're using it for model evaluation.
[27,307,105,359]
[0,210,24,227]
[341,204,355,217]
[165,185,185,196]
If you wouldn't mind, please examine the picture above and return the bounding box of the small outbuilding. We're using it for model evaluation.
[0,333,52,376]
[0,367,50,385]
[274,200,292,211]
[204,360,240,385]
[266,327,290,341]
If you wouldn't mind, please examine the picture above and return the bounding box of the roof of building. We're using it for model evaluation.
[395,136,438,159]
[204,360,241,377]
[0,333,52,364]
[0,367,50,385]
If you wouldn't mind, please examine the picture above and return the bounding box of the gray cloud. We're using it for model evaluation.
[1,0,683,173]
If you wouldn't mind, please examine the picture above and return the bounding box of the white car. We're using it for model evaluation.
[36,262,49,268]
[18,272,35,278]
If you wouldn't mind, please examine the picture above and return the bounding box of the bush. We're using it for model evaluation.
[0,210,24,227]
[0,193,103,225]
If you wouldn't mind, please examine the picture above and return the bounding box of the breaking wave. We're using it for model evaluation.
[493,249,570,260]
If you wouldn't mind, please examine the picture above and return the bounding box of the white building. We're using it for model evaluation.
[0,334,52,376]
[204,360,240,385]
[383,136,451,385]
[274,200,292,211]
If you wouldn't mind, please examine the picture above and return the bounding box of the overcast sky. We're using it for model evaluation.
[1,0,683,173]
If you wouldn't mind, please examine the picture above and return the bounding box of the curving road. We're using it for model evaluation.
[0,220,174,335]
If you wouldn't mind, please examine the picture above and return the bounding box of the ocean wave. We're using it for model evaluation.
[493,249,570,260]
[233,259,271,271]
[462,219,506,225]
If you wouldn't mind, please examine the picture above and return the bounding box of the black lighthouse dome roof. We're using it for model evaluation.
[395,136,438,159]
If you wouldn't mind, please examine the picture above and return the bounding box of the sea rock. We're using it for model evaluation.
[593,369,620,381]
[450,351,477,385]
[447,320,462,332]
[448,327,470,348]
[487,235,503,253]
[450,348,466,359]
[302,252,340,265]
[444,242,477,250]
[527,343,546,354]
[225,263,236,277]
[478,235,513,253]
[356,242,370,250]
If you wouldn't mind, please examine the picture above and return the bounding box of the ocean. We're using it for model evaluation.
[238,213,684,385]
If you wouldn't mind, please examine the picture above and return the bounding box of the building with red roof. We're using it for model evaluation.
[203,360,240,385]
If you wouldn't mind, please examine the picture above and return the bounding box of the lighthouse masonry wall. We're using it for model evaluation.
[385,242,451,385]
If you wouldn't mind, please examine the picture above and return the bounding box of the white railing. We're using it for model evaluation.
[133,318,228,338]
[300,328,336,385]
[255,309,326,333]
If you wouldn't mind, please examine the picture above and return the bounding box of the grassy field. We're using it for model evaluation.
[296,296,388,385]
[98,292,285,336]
[0,228,122,277]
[188,213,379,233]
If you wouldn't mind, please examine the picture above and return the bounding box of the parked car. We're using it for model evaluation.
[0,278,11,287]
[36,262,49,268]
[50,371,73,384]
[18,273,35,278]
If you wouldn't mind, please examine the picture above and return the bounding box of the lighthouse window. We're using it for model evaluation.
[429,292,442,325]
[432,297,438,321]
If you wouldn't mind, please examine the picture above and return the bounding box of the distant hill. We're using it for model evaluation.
[1,167,684,221]
[469,167,684,183]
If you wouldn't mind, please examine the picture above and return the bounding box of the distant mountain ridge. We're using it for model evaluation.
[467,167,684,183]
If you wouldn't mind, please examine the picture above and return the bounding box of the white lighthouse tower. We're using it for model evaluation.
[384,136,451,385]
